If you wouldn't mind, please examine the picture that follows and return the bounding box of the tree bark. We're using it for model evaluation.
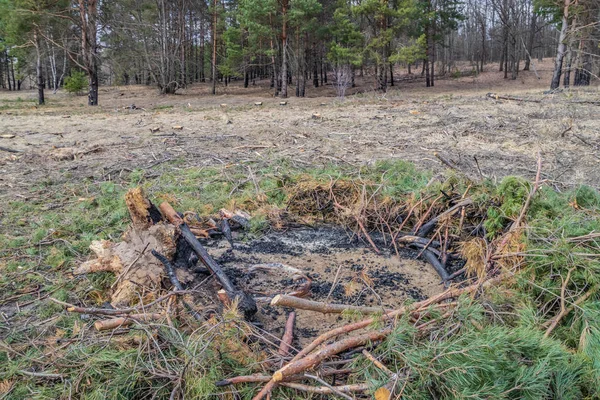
[551,0,571,90]
[212,0,218,95]
[280,0,289,98]
[34,31,45,106]
[78,0,99,106]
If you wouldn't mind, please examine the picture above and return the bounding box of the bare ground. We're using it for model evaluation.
[1,60,600,201]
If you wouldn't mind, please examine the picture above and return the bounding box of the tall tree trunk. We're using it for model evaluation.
[78,0,99,106]
[10,56,16,90]
[200,17,205,82]
[551,0,571,90]
[212,0,218,95]
[280,0,289,98]
[0,51,4,89]
[524,13,537,71]
[312,42,318,88]
[34,31,45,105]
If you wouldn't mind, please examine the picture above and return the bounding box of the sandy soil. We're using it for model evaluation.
[197,226,444,346]
[1,59,600,202]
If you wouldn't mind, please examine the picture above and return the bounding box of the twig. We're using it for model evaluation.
[0,146,23,153]
[510,153,542,231]
[362,349,396,379]
[151,250,203,321]
[273,329,392,382]
[216,369,354,386]
[49,290,192,316]
[280,382,370,395]
[417,198,474,237]
[278,312,296,356]
[446,267,466,281]
[18,370,64,379]
[271,294,391,314]
[356,216,380,253]
[94,313,164,331]
[304,374,354,400]
[544,286,595,337]
[285,275,504,366]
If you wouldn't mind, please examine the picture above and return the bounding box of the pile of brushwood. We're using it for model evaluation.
[3,158,600,399]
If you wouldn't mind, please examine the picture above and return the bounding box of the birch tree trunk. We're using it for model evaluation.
[550,0,570,90]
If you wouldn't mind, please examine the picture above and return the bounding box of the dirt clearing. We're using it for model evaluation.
[1,64,600,202]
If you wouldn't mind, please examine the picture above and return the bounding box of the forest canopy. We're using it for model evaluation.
[0,0,599,105]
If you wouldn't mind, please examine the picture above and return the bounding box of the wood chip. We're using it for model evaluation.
[172,126,184,130]
[0,135,16,139]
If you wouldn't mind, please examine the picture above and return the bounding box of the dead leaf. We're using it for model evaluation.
[0,380,14,395]
[374,387,391,400]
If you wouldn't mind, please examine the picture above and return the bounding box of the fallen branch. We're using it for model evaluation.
[152,250,204,321]
[486,93,542,103]
[420,249,450,282]
[271,294,391,315]
[362,349,396,379]
[278,312,296,356]
[286,275,503,365]
[94,313,164,331]
[18,370,64,379]
[253,279,503,399]
[509,153,542,232]
[544,286,595,337]
[0,146,23,153]
[281,382,370,395]
[416,198,473,237]
[304,374,354,400]
[216,369,354,386]
[159,201,257,319]
[274,329,392,382]
[49,291,191,316]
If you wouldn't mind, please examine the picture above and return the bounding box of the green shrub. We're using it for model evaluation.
[64,70,87,95]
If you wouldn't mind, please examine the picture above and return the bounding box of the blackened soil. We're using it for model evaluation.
[190,225,443,346]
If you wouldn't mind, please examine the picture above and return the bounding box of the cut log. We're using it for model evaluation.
[159,202,257,319]
[271,295,391,314]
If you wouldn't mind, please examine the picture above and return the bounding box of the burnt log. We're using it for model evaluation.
[159,202,257,319]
